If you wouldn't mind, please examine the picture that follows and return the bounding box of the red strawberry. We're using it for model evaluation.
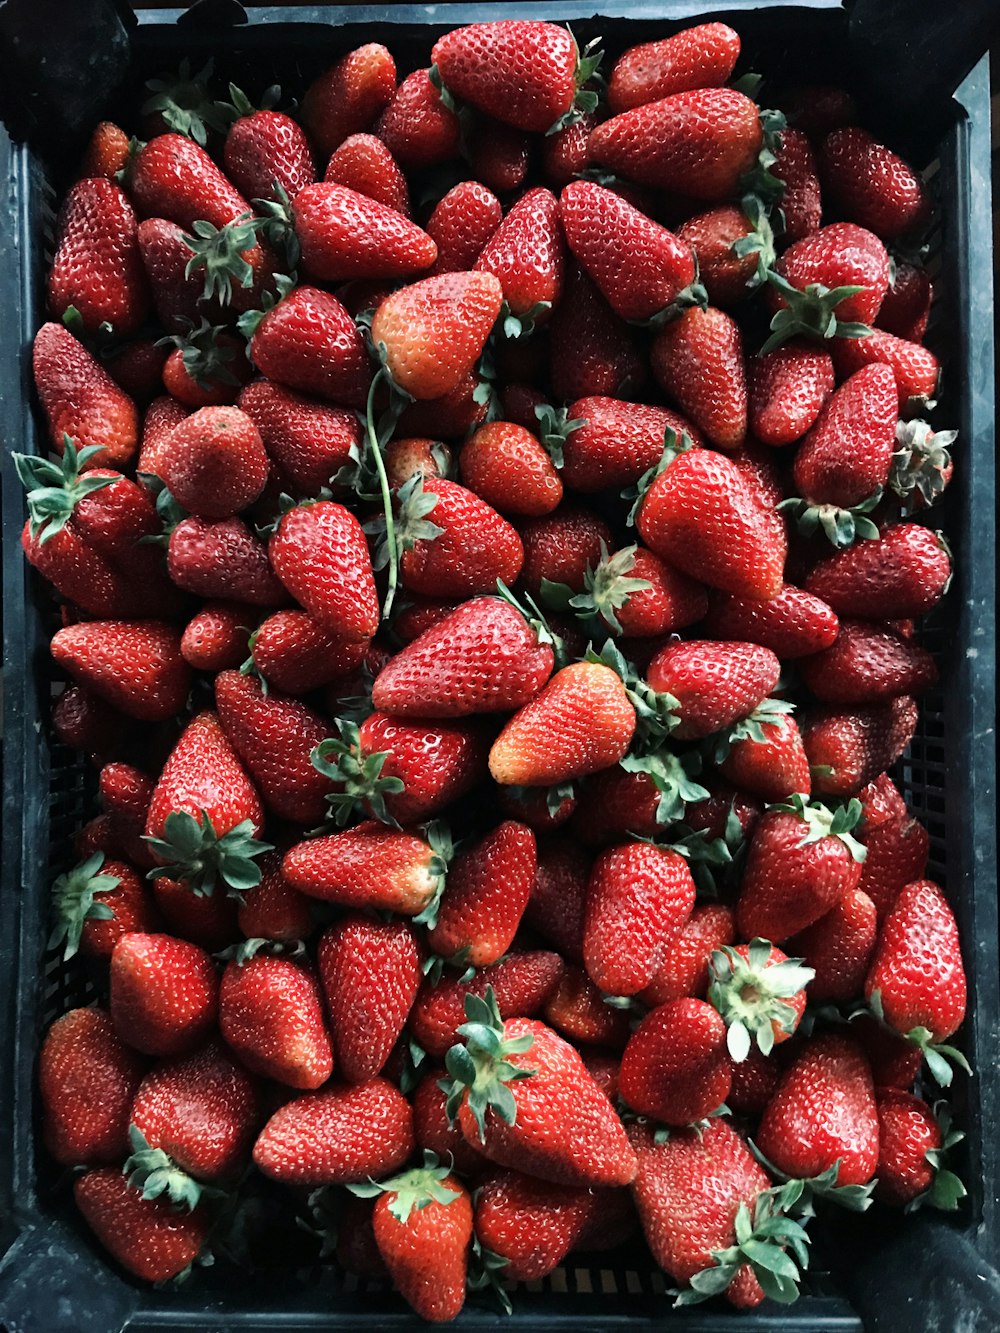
[464,116,532,195]
[875,1091,965,1210]
[792,363,898,513]
[857,809,929,925]
[748,342,835,446]
[609,22,740,112]
[53,684,128,757]
[559,181,697,322]
[376,69,460,170]
[318,916,422,1082]
[283,822,449,919]
[161,322,253,409]
[160,405,268,518]
[523,839,591,961]
[215,669,333,825]
[820,128,931,241]
[427,180,502,275]
[852,1013,923,1089]
[152,876,240,952]
[646,639,780,740]
[640,903,736,1007]
[397,477,524,598]
[301,43,397,162]
[798,619,937,704]
[832,328,939,412]
[787,886,877,1002]
[558,398,697,493]
[519,504,613,594]
[727,1045,784,1117]
[805,523,951,620]
[756,1034,879,1187]
[105,339,170,405]
[621,998,731,1125]
[474,1170,594,1280]
[543,110,598,188]
[137,217,207,334]
[543,965,631,1048]
[412,1071,484,1176]
[246,285,372,408]
[497,781,576,832]
[384,436,452,491]
[168,515,288,606]
[459,420,563,518]
[237,851,315,943]
[771,126,823,241]
[74,1169,211,1283]
[776,82,858,136]
[139,394,189,476]
[324,132,409,215]
[81,121,131,179]
[576,544,709,637]
[650,307,747,450]
[876,260,933,342]
[51,621,190,723]
[39,1008,146,1166]
[239,380,361,497]
[246,610,365,694]
[589,88,763,199]
[583,842,695,996]
[704,582,839,658]
[269,499,379,640]
[33,322,139,467]
[131,133,251,230]
[802,696,919,797]
[253,1078,414,1185]
[475,187,565,323]
[371,271,503,401]
[48,179,149,336]
[220,944,333,1088]
[291,183,435,283]
[50,855,158,962]
[548,268,646,403]
[490,662,636,787]
[181,601,252,672]
[720,708,812,802]
[736,795,866,942]
[428,822,536,966]
[110,932,218,1057]
[772,221,889,328]
[675,203,771,308]
[224,99,315,204]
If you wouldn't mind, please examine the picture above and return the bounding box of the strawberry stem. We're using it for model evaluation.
[347,1150,461,1223]
[363,365,412,620]
[440,987,536,1141]
[47,851,121,960]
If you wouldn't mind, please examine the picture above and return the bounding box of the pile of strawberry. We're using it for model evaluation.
[21,16,969,1322]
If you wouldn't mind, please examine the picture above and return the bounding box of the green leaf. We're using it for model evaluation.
[144,810,272,898]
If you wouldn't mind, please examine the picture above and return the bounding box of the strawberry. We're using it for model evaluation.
[474,1170,594,1280]
[253,1078,414,1185]
[575,544,709,637]
[770,221,889,332]
[650,307,747,450]
[608,22,740,112]
[371,271,503,401]
[336,1196,390,1278]
[621,998,731,1125]
[223,96,315,204]
[237,851,315,943]
[355,1157,473,1322]
[703,583,839,658]
[412,1071,484,1176]
[181,601,252,672]
[776,82,858,136]
[736,794,866,941]
[139,394,189,476]
[301,43,397,162]
[245,610,365,693]
[74,1169,211,1283]
[748,343,835,446]
[397,477,524,598]
[81,121,131,179]
[857,810,929,925]
[282,822,450,920]
[152,876,240,952]
[637,444,786,601]
[771,126,823,242]
[215,670,333,825]
[290,183,436,283]
[51,621,190,723]
[442,990,637,1187]
[589,88,763,199]
[161,321,253,409]
[105,340,171,404]
[110,932,218,1057]
[559,181,698,322]
[39,1008,146,1166]
[48,179,149,336]
[802,695,919,797]
[558,398,697,493]
[168,515,288,606]
[875,1091,966,1210]
[131,133,251,230]
[33,322,139,467]
[459,421,563,518]
[640,904,736,1007]
[50,855,158,961]
[159,405,268,518]
[317,916,422,1083]
[519,504,612,594]
[497,782,577,833]
[410,951,563,1058]
[269,499,379,640]
[756,1033,879,1188]
[548,268,646,403]
[523,839,590,961]
[239,380,360,496]
[432,21,592,133]
[805,523,951,619]
[220,942,333,1088]
[474,187,565,324]
[798,618,937,703]
[245,285,371,408]
[876,260,933,342]
[820,128,931,241]
[428,821,536,966]
[384,437,452,491]
[427,180,502,275]
[542,110,598,188]
[705,938,811,1061]
[372,596,554,717]
[53,684,128,757]
[376,69,460,170]
[831,327,938,411]
[646,639,780,740]
[137,217,208,334]
[464,116,532,195]
[490,662,636,787]
[325,131,408,215]
[583,842,695,996]
[543,965,631,1048]
[787,886,877,1002]
[719,707,812,802]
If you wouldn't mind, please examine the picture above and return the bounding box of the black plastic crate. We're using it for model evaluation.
[0,4,997,1330]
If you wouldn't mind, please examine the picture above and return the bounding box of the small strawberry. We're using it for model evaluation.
[640,904,736,1007]
[474,1169,594,1280]
[137,217,208,334]
[48,179,149,336]
[542,110,598,188]
[131,133,251,230]
[543,965,632,1049]
[33,322,139,467]
[428,822,536,967]
[269,499,379,640]
[464,115,532,195]
[772,126,823,241]
[819,128,931,241]
[384,437,452,491]
[427,180,502,275]
[805,522,952,619]
[802,695,919,797]
[376,69,460,170]
[459,420,563,518]
[51,621,190,723]
[396,476,524,598]
[324,135,409,222]
[74,1169,211,1283]
[475,187,565,326]
[557,398,697,494]
[748,342,835,446]
[677,200,775,308]
[607,23,740,112]
[787,886,877,1002]
[831,327,939,410]
[160,405,268,518]
[719,705,812,803]
[703,583,839,658]
[49,854,158,962]
[646,639,780,740]
[110,932,218,1057]
[519,503,613,594]
[548,268,646,403]
[168,515,289,606]
[244,285,372,408]
[301,43,397,162]
[81,121,131,178]
[139,394,189,476]
[875,1091,966,1210]
[706,939,811,1060]
[876,260,933,342]
[798,618,937,704]
[223,89,315,203]
[181,601,252,672]
[650,307,747,450]
[237,851,315,943]
[857,807,929,925]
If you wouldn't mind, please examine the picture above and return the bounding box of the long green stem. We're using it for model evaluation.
[365,366,403,620]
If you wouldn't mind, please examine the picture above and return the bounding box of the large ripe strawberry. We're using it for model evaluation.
[489,662,636,786]
[620,998,731,1125]
[519,504,613,594]
[736,794,866,941]
[50,621,190,723]
[300,43,397,162]
[805,522,951,620]
[427,180,502,274]
[589,88,762,199]
[558,397,699,493]
[748,342,835,446]
[410,951,563,1058]
[543,965,631,1049]
[290,183,436,282]
[245,285,372,408]
[831,327,938,410]
[245,609,365,694]
[395,476,524,598]
[608,22,740,112]
[819,128,931,241]
[168,515,289,606]
[239,380,361,496]
[428,821,536,966]
[559,181,698,323]
[442,989,637,1187]
[49,854,158,962]
[583,842,695,996]
[39,1007,146,1166]
[459,420,563,518]
[130,133,251,230]
[875,1090,966,1210]
[219,942,333,1088]
[703,582,839,658]
[786,886,877,1002]
[802,695,919,797]
[370,271,503,400]
[432,21,592,133]
[372,596,554,718]
[74,1169,211,1283]
[646,639,780,740]
[376,69,460,170]
[791,363,898,512]
[650,307,746,450]
[770,221,889,331]
[474,187,565,324]
[756,1034,879,1190]
[223,93,315,203]
[474,1169,594,1280]
[268,499,379,640]
[283,822,450,920]
[253,1078,414,1185]
[640,903,735,1007]
[318,916,422,1083]
[548,267,646,403]
[33,322,139,466]
[798,618,937,704]
[324,133,410,215]
[160,405,268,518]
[110,932,218,1057]
[48,179,149,336]
[706,939,811,1060]
[637,443,786,601]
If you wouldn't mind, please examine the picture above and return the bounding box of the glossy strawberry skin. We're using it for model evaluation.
[110,933,219,1058]
[360,713,492,823]
[523,839,591,961]
[651,307,747,450]
[788,887,878,1002]
[475,1170,594,1280]
[876,261,933,342]
[676,205,761,306]
[429,822,537,966]
[857,804,929,924]
[427,180,502,274]
[180,602,252,672]
[412,1071,484,1176]
[874,1089,940,1206]
[324,133,409,213]
[432,21,578,133]
[620,998,731,1125]
[220,952,333,1089]
[293,183,436,283]
[248,610,365,694]
[374,1172,473,1323]
[831,327,939,409]
[51,621,191,723]
[544,965,632,1049]
[376,69,460,170]
[81,121,130,178]
[282,823,444,916]
[773,127,823,241]
[48,179,149,336]
[704,582,838,658]
[224,108,315,204]
[820,128,931,241]
[519,505,613,594]
[640,904,736,1008]
[131,134,251,230]
[646,639,780,740]
[399,477,524,599]
[793,363,898,507]
[250,286,372,408]
[805,524,951,621]
[799,619,938,704]
[74,1169,211,1283]
[168,516,288,606]
[802,696,919,797]
[33,322,139,467]
[609,22,740,113]
[145,710,263,846]
[459,420,563,518]
[474,187,565,319]
[720,713,812,803]
[269,500,379,641]
[549,268,646,404]
[775,222,889,326]
[748,343,835,446]
[301,43,397,162]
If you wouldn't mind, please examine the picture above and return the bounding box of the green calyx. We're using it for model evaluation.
[495,578,567,669]
[619,750,710,827]
[623,425,697,527]
[668,804,748,897]
[889,419,956,511]
[236,272,297,344]
[440,987,536,1141]
[183,214,263,306]
[13,437,116,544]
[772,792,867,862]
[672,1185,811,1308]
[910,1102,967,1213]
[747,1145,876,1217]
[225,81,281,122]
[158,317,243,391]
[499,299,552,341]
[638,274,709,331]
[534,402,584,471]
[311,720,405,828]
[761,271,873,357]
[219,936,306,967]
[48,852,121,960]
[777,489,882,549]
[136,473,188,546]
[506,781,576,821]
[124,1126,211,1213]
[737,108,788,211]
[731,194,778,290]
[707,696,796,766]
[866,991,972,1089]
[546,30,604,135]
[468,1234,513,1314]
[144,809,273,898]
[708,939,815,1061]
[141,58,235,146]
[412,820,454,930]
[347,1150,461,1224]
[587,639,680,750]
[253,182,300,271]
[569,541,653,635]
